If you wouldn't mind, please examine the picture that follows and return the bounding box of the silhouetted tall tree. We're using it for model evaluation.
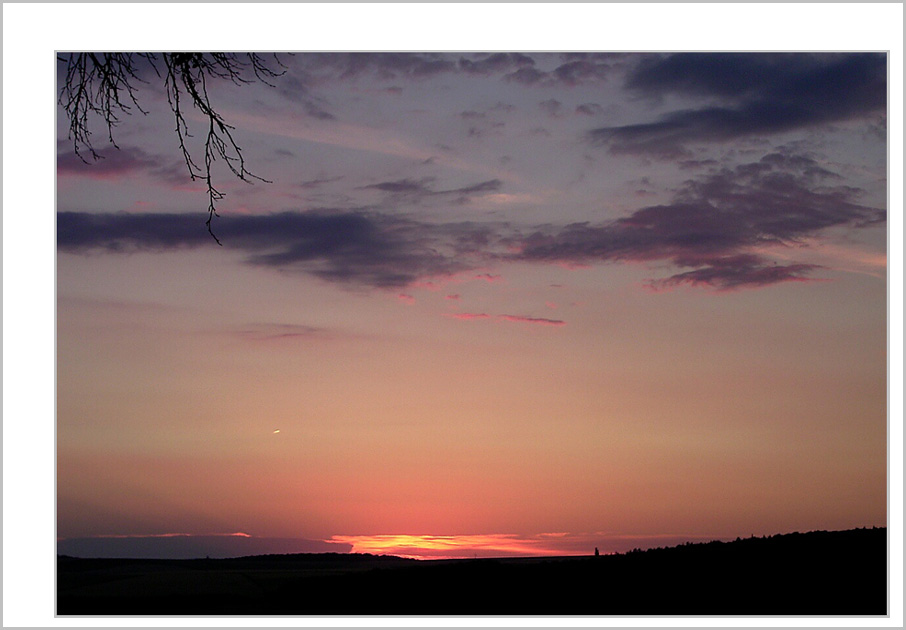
[58,52,288,243]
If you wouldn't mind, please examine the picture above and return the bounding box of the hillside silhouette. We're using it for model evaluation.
[57,527,886,615]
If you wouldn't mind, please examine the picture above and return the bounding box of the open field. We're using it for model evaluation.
[57,527,887,615]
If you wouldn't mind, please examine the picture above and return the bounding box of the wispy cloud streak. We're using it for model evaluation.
[234,323,326,341]
[362,177,502,203]
[446,313,565,326]
[498,314,565,326]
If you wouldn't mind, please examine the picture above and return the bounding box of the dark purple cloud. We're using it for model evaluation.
[58,211,212,251]
[511,153,884,290]
[273,73,338,120]
[503,53,621,86]
[454,179,503,195]
[58,210,499,288]
[363,177,502,202]
[648,254,821,291]
[298,53,458,82]
[576,103,604,117]
[290,53,618,88]
[461,53,620,86]
[458,52,535,75]
[57,154,882,292]
[300,99,335,120]
[363,178,435,195]
[298,175,343,189]
[589,53,886,157]
[550,59,613,86]
[503,66,547,85]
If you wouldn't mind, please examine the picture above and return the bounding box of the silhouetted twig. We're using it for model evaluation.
[58,53,288,244]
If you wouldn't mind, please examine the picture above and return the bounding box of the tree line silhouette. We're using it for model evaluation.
[57,527,886,615]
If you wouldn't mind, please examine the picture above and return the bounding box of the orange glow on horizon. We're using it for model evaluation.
[329,533,590,560]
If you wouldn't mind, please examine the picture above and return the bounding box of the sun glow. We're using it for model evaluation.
[328,533,588,560]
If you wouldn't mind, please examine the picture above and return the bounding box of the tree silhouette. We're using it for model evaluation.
[58,52,288,243]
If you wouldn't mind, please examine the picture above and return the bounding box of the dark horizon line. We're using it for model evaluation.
[57,525,887,563]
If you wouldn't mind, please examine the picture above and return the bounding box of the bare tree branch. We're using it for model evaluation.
[58,52,288,244]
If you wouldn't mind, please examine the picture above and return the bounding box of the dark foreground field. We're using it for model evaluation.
[58,527,886,616]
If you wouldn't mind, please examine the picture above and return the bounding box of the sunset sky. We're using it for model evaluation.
[53,47,891,562]
[2,7,903,624]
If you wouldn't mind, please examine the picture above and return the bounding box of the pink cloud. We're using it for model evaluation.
[412,270,504,291]
[397,293,416,305]
[445,294,461,300]
[57,145,188,186]
[555,261,591,270]
[445,312,490,320]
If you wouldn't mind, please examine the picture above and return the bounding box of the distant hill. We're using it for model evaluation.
[56,535,351,559]
[57,527,887,615]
